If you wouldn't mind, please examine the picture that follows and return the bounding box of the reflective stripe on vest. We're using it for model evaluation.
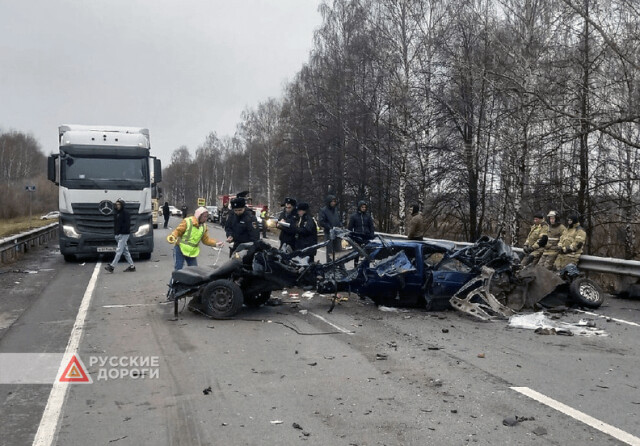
[179,218,205,257]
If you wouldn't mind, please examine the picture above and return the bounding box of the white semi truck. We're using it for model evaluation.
[48,125,162,261]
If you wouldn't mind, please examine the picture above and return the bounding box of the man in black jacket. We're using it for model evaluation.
[294,202,318,262]
[105,199,135,273]
[348,200,375,241]
[277,197,299,251]
[318,194,342,262]
[224,197,260,256]
[162,202,170,229]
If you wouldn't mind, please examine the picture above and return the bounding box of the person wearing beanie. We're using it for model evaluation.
[521,211,549,267]
[406,204,425,241]
[167,206,222,270]
[105,198,136,273]
[539,210,567,270]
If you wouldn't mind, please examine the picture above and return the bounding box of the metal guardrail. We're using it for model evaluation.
[376,232,640,279]
[0,223,59,264]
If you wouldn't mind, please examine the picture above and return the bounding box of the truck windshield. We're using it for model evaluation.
[61,156,149,189]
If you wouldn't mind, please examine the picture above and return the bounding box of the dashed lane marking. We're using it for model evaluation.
[308,311,355,335]
[511,386,640,445]
[575,309,640,327]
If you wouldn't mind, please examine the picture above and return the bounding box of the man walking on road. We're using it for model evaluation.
[105,198,135,273]
[162,201,170,229]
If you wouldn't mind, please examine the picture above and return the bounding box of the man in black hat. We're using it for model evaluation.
[277,197,299,251]
[224,197,260,256]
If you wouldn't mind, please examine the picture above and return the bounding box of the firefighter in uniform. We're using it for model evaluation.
[521,212,549,266]
[224,197,260,256]
[538,210,567,270]
[554,215,587,271]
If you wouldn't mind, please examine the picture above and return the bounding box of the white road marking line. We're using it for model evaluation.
[32,262,101,446]
[308,311,355,335]
[575,309,640,327]
[511,387,640,446]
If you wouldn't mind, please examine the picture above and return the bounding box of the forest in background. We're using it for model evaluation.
[3,0,640,261]
[163,0,640,260]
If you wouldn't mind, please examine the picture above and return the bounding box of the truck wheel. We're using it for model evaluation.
[570,278,605,308]
[245,291,271,307]
[202,280,244,318]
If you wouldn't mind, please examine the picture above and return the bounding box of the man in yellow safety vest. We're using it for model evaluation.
[167,206,222,270]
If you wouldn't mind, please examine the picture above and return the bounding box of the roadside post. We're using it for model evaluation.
[25,185,36,227]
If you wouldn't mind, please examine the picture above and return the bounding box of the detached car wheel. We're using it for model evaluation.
[569,278,604,308]
[202,279,244,318]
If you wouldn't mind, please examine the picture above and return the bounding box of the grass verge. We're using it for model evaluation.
[0,217,57,238]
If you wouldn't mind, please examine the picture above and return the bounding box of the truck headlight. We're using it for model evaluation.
[63,225,81,239]
[134,224,150,237]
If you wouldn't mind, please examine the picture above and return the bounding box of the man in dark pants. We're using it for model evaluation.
[104,198,135,273]
[162,202,170,229]
[318,194,342,262]
[294,202,318,263]
[277,197,299,251]
[224,197,260,256]
[347,200,375,267]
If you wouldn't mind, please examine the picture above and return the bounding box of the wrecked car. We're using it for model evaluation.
[166,230,604,320]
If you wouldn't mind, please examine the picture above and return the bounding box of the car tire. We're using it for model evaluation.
[63,254,76,262]
[244,291,271,307]
[139,252,152,260]
[202,279,244,318]
[569,278,605,308]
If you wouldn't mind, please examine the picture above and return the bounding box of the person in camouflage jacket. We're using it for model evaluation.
[554,215,587,270]
[521,212,549,266]
[539,210,567,270]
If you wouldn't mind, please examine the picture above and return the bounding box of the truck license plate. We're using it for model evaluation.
[97,247,116,253]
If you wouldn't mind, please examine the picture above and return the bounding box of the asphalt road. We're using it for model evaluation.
[1,218,639,446]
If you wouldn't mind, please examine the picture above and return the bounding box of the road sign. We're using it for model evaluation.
[197,198,206,206]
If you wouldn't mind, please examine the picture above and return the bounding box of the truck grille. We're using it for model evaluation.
[71,202,140,235]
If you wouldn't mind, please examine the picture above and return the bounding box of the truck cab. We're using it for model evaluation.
[48,125,161,261]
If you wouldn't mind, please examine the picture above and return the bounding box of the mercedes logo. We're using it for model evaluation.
[98,200,114,215]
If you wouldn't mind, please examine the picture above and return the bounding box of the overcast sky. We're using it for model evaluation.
[0,0,323,165]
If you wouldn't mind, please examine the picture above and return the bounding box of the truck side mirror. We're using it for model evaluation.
[48,155,59,185]
[153,158,162,184]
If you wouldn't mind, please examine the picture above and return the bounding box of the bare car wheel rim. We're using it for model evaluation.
[580,284,599,302]
[211,287,233,311]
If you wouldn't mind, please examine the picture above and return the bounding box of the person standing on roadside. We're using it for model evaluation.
[104,198,135,273]
[167,207,222,270]
[538,210,567,270]
[406,204,425,240]
[521,212,549,267]
[318,195,343,262]
[294,202,318,262]
[224,197,260,256]
[277,197,299,251]
[162,201,170,229]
